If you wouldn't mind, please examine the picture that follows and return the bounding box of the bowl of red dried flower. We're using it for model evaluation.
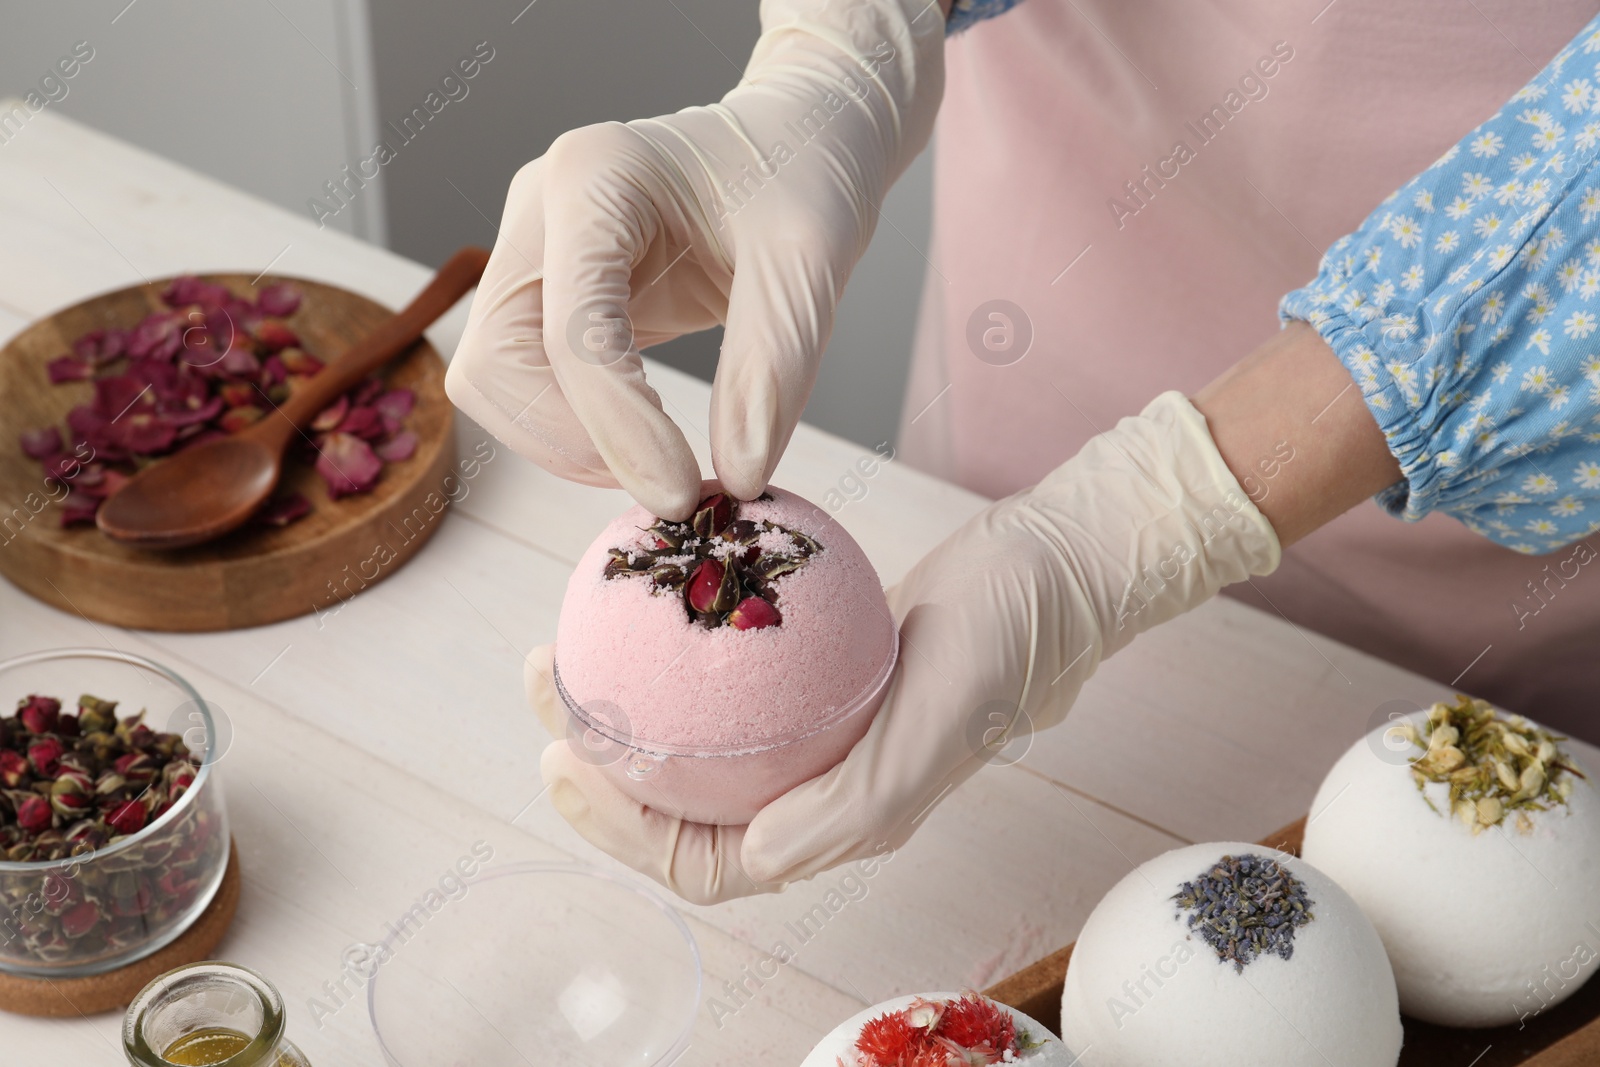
[0,649,228,977]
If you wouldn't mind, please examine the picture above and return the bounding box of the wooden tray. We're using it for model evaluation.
[0,274,454,632]
[983,817,1600,1066]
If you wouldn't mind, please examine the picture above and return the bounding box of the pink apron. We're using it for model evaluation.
[902,0,1600,736]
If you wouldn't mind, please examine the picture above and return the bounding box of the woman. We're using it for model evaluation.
[446,0,1600,902]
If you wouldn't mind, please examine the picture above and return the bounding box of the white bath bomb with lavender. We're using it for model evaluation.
[1060,842,1400,1067]
[800,991,1073,1067]
[1303,697,1600,1027]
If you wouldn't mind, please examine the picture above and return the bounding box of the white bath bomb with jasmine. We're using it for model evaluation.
[1303,702,1600,1027]
[800,991,1073,1067]
[1060,842,1400,1067]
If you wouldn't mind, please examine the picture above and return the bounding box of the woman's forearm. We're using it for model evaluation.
[1192,322,1401,548]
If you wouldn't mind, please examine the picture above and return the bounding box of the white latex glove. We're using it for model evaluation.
[527,392,1282,904]
[446,0,945,521]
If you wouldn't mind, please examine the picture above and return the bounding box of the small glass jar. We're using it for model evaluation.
[123,963,310,1067]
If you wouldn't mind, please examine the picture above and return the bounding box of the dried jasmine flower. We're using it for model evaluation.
[1404,695,1584,833]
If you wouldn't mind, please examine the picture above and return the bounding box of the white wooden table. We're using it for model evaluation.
[3,105,1589,1065]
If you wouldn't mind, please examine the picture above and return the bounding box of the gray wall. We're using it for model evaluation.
[0,0,384,243]
[366,0,929,450]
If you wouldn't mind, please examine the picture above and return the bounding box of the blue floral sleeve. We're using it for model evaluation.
[947,0,1024,34]
[1280,15,1600,554]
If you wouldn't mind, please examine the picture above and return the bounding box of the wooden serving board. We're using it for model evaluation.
[984,817,1600,1066]
[0,274,455,632]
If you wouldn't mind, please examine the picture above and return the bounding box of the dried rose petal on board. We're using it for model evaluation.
[255,492,311,528]
[46,355,92,384]
[315,432,382,499]
[255,283,302,317]
[375,430,418,462]
[18,427,62,460]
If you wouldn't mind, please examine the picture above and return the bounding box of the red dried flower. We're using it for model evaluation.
[855,1010,929,1066]
[728,596,781,630]
[686,560,727,614]
[28,739,63,777]
[60,901,102,939]
[0,751,28,788]
[105,800,148,836]
[853,995,1021,1067]
[937,994,1017,1062]
[19,695,61,735]
[15,795,52,833]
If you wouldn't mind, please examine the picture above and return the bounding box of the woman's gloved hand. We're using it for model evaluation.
[446,0,945,521]
[526,392,1282,904]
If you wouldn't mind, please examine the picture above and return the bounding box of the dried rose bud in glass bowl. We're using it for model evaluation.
[553,486,898,826]
[0,648,229,977]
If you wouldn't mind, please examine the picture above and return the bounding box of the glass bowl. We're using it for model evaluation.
[368,863,701,1066]
[553,631,897,825]
[0,648,229,977]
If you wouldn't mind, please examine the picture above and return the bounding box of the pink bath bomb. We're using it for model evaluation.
[554,486,897,824]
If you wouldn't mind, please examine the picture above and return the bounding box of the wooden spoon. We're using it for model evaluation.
[96,246,490,550]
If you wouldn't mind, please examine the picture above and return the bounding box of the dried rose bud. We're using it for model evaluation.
[49,777,92,818]
[113,711,146,744]
[54,766,93,791]
[77,695,117,734]
[648,523,686,551]
[64,819,106,850]
[113,753,156,784]
[686,560,727,614]
[749,554,804,581]
[27,739,63,777]
[15,794,52,833]
[81,730,117,764]
[94,771,126,797]
[728,596,781,630]
[691,493,734,538]
[60,901,102,940]
[105,800,147,836]
[18,694,60,735]
[0,751,29,789]
[158,868,198,900]
[55,713,80,738]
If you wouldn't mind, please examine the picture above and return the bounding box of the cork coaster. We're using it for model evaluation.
[0,839,241,1018]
